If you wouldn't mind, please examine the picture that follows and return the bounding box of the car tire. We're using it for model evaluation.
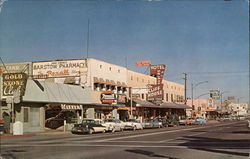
[133,126,136,131]
[102,129,106,133]
[112,128,115,133]
[89,129,94,134]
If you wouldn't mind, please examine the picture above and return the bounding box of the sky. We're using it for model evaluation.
[0,0,249,104]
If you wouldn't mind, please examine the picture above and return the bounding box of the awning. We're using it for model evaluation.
[22,80,89,104]
[133,99,158,108]
[160,103,192,109]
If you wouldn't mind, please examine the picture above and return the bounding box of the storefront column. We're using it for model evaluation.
[112,109,118,119]
[40,107,45,128]
[86,108,95,119]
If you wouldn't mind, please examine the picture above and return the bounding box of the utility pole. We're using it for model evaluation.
[183,73,187,104]
[86,19,90,58]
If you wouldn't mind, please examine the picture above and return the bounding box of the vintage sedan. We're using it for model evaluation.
[179,118,194,125]
[142,119,163,129]
[103,119,125,132]
[71,119,106,134]
[123,119,143,130]
[195,117,207,125]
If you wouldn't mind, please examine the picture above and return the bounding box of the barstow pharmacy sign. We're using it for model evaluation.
[32,59,87,78]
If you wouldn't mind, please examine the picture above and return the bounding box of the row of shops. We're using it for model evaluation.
[1,79,191,133]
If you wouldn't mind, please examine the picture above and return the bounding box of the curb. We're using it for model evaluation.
[0,133,36,138]
[0,131,70,138]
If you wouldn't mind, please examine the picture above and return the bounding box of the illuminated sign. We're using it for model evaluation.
[101,91,115,104]
[148,64,166,105]
[2,73,28,97]
[136,61,151,66]
[209,90,220,100]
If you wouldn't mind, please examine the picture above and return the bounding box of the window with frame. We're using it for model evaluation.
[142,94,144,99]
[23,108,29,122]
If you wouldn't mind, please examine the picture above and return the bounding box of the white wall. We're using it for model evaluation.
[87,58,127,89]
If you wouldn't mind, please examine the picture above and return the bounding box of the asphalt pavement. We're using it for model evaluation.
[0,120,249,159]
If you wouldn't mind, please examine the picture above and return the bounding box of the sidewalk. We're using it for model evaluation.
[0,130,70,138]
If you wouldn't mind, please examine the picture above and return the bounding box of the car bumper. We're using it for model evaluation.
[71,128,89,133]
[124,125,134,130]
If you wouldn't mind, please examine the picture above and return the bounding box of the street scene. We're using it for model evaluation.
[1,120,249,159]
[0,0,249,159]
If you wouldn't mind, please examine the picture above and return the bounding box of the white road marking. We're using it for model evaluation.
[159,132,206,143]
[94,122,235,142]
[1,144,248,149]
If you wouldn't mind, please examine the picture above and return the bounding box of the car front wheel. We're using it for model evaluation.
[89,129,94,134]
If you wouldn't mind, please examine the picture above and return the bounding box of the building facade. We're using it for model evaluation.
[0,58,186,133]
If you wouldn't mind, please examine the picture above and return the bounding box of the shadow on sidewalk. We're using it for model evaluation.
[125,149,178,159]
[178,135,250,157]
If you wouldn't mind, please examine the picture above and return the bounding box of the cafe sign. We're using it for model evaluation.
[101,91,115,104]
[2,73,28,97]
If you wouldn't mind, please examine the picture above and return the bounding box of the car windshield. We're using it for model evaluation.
[127,119,137,122]
[82,120,95,124]
[105,119,115,122]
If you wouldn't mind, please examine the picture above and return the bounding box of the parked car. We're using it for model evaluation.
[157,118,170,127]
[123,119,143,130]
[166,114,179,127]
[71,119,106,134]
[219,117,232,122]
[103,119,125,132]
[142,119,162,128]
[194,117,207,125]
[179,118,193,125]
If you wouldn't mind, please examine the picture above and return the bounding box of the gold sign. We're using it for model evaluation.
[2,73,28,96]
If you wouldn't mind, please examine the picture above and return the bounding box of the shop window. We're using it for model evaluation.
[94,83,99,91]
[106,85,111,90]
[111,86,115,91]
[146,94,148,100]
[122,87,127,93]
[100,84,105,90]
[23,108,29,122]
[142,94,144,99]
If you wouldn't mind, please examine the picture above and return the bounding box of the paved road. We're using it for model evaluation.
[0,121,249,159]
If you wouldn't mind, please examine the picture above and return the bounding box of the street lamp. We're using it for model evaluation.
[191,81,208,110]
[195,93,210,99]
[219,91,229,115]
[237,97,244,104]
